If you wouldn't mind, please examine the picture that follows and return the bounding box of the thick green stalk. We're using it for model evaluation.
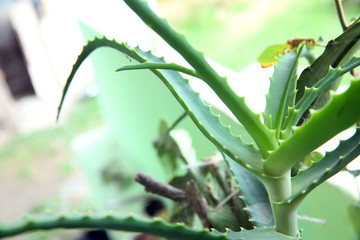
[261,171,298,237]
[271,201,298,237]
[123,0,277,155]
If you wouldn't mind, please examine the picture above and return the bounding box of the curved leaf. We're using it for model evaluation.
[118,46,265,171]
[0,214,227,240]
[289,128,360,205]
[296,21,360,103]
[283,57,360,134]
[123,0,277,157]
[265,79,360,176]
[58,37,263,173]
[263,45,303,137]
[213,227,300,240]
[0,214,300,240]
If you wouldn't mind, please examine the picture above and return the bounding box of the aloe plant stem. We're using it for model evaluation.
[123,0,278,155]
[271,201,298,237]
[261,172,298,236]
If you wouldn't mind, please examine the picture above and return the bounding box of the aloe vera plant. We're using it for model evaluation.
[1,0,360,239]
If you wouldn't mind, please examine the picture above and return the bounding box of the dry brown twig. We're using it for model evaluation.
[135,172,211,228]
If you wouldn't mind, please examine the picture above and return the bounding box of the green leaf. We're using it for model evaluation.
[115,62,201,78]
[123,0,277,157]
[213,227,300,240]
[0,214,227,240]
[58,37,263,173]
[283,57,360,135]
[119,47,265,173]
[0,214,301,240]
[265,79,360,176]
[289,128,360,205]
[295,21,360,103]
[226,156,273,227]
[263,45,303,137]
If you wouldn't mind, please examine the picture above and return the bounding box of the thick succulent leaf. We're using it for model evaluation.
[265,79,360,176]
[131,44,264,172]
[282,57,360,136]
[123,0,277,158]
[0,214,300,240]
[57,38,141,120]
[289,128,360,205]
[226,156,273,227]
[213,227,299,240]
[263,45,303,134]
[58,37,263,173]
[210,107,255,146]
[295,21,360,103]
[0,214,228,240]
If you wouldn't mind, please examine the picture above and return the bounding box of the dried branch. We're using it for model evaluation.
[185,180,211,228]
[135,172,186,202]
[135,172,211,228]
